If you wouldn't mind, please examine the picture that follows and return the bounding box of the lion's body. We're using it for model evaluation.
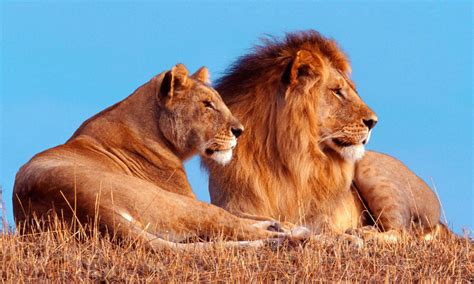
[203,31,444,239]
[13,65,296,250]
[354,151,441,232]
[209,149,365,233]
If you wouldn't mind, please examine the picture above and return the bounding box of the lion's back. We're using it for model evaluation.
[355,151,441,229]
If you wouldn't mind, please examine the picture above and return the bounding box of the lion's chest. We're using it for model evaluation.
[267,168,362,232]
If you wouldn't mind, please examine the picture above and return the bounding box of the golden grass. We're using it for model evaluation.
[1,188,473,282]
[0,221,472,282]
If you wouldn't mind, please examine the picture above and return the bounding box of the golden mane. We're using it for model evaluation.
[204,30,360,228]
[217,30,352,102]
[206,30,448,241]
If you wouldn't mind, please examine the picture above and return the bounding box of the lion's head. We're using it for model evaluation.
[213,31,376,165]
[157,64,243,165]
[284,50,378,162]
[203,30,378,222]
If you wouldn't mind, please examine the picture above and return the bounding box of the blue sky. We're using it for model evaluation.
[1,2,472,233]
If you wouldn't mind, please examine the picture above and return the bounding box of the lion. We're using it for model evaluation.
[202,30,447,242]
[13,63,308,251]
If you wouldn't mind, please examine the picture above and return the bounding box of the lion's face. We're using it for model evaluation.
[158,64,243,165]
[317,68,377,161]
[285,50,377,162]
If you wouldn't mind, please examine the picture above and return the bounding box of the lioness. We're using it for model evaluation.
[13,64,303,250]
[203,30,447,241]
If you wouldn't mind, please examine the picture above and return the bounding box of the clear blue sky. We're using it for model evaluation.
[1,2,472,234]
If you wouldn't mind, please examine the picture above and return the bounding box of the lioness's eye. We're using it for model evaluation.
[203,100,216,110]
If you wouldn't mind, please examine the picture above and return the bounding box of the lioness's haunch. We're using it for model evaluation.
[203,30,449,242]
[13,64,305,250]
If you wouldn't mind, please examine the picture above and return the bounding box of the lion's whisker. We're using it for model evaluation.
[319,131,345,143]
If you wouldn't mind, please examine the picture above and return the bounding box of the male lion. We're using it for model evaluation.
[203,30,447,241]
[13,64,304,250]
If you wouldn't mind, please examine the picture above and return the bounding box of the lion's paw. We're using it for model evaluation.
[346,226,400,244]
[332,233,365,249]
[289,226,312,240]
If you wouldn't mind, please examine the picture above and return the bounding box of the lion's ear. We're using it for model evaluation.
[160,64,190,98]
[282,50,320,87]
[191,66,211,84]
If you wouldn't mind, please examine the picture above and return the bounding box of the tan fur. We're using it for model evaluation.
[203,31,376,233]
[13,64,304,251]
[203,30,445,240]
[354,151,446,238]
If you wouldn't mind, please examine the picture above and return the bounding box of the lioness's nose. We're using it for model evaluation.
[231,126,244,138]
[363,117,378,130]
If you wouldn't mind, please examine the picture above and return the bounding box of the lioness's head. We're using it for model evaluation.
[156,64,243,165]
[283,47,377,162]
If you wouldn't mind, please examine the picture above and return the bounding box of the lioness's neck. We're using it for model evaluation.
[68,77,194,197]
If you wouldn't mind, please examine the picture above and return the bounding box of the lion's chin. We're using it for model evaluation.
[207,149,233,165]
[338,144,365,162]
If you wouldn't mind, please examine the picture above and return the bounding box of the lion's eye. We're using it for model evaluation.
[332,88,344,99]
[203,100,216,110]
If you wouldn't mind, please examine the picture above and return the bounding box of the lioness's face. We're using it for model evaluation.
[158,64,243,165]
[317,68,377,161]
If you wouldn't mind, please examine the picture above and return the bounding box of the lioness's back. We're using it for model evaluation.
[12,65,284,249]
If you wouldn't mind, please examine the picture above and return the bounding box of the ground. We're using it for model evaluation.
[1,224,472,282]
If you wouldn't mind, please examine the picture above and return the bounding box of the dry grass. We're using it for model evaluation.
[0,222,472,282]
[1,191,473,282]
[0,187,9,233]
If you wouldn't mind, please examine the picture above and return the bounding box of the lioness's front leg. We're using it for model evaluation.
[93,171,293,243]
[354,150,443,238]
[219,210,312,240]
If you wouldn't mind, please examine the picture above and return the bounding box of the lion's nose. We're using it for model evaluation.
[231,126,244,138]
[363,118,378,130]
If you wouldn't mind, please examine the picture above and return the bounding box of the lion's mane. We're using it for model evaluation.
[204,31,357,224]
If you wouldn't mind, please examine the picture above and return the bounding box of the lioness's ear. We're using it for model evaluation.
[282,49,320,87]
[160,71,174,98]
[159,64,190,98]
[191,66,210,84]
[172,63,189,87]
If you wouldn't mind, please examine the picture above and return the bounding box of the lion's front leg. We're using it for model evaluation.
[354,150,442,237]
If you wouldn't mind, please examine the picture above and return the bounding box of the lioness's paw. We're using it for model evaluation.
[252,220,283,232]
